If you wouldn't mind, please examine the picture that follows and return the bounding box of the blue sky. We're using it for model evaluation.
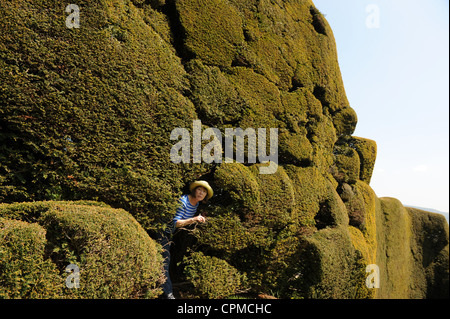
[312,0,449,212]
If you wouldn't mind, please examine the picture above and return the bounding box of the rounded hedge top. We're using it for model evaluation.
[0,201,163,298]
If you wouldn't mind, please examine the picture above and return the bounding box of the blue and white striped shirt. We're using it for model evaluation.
[166,194,199,234]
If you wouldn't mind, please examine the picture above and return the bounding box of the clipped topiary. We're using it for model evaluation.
[1,0,448,299]
[184,251,246,299]
[0,201,163,298]
[0,218,62,298]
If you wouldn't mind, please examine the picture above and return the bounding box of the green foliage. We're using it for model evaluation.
[186,60,247,126]
[340,183,367,230]
[374,198,449,299]
[0,201,163,298]
[331,144,361,184]
[296,226,372,299]
[349,137,377,184]
[176,0,245,66]
[184,251,246,299]
[189,162,356,297]
[0,218,62,298]
[351,181,378,263]
[406,207,449,298]
[377,198,414,298]
[374,200,449,299]
[196,214,252,254]
[0,0,202,234]
[0,0,447,300]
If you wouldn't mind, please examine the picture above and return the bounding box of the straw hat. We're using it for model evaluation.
[189,180,213,200]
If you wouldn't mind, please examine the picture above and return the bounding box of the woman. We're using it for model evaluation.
[159,180,213,299]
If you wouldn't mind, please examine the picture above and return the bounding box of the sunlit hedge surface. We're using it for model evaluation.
[0,201,163,298]
[0,0,447,299]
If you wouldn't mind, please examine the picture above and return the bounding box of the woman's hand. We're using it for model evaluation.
[175,215,206,228]
[193,215,206,223]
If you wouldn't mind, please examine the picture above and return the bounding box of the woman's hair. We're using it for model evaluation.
[190,186,208,203]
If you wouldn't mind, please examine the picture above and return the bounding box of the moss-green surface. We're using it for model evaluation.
[0,201,163,298]
[0,0,448,298]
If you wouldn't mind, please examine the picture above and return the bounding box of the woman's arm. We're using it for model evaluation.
[175,215,205,228]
